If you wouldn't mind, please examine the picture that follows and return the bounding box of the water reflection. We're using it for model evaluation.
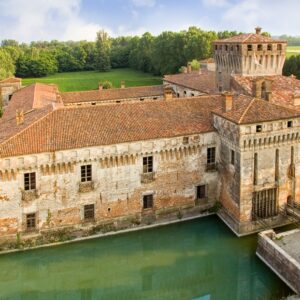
[0,216,291,300]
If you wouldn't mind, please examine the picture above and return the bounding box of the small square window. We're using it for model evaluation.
[256,125,262,133]
[196,185,206,200]
[140,98,144,101]
[257,44,262,51]
[26,213,36,230]
[267,44,272,51]
[247,44,252,51]
[287,121,293,128]
[84,204,95,220]
[183,137,189,144]
[143,194,153,209]
[231,150,235,165]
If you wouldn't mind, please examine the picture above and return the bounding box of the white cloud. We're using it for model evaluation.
[131,0,156,7]
[0,0,107,41]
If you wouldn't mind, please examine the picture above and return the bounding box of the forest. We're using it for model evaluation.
[0,27,241,80]
[0,27,298,81]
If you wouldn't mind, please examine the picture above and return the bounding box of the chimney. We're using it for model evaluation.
[120,80,125,89]
[222,92,233,112]
[255,26,262,35]
[16,110,24,125]
[293,94,300,106]
[164,86,173,101]
[98,83,103,91]
[187,62,192,74]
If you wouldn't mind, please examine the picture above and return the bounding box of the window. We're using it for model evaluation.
[91,102,96,105]
[236,45,240,51]
[247,44,252,51]
[257,44,262,51]
[256,125,262,132]
[143,194,153,209]
[153,97,158,100]
[191,93,194,97]
[84,204,95,220]
[267,44,272,51]
[231,150,235,165]
[183,137,189,144]
[184,91,187,95]
[8,94,13,101]
[143,156,153,173]
[277,44,282,51]
[24,172,36,191]
[81,165,92,182]
[287,120,293,128]
[26,213,36,230]
[225,45,228,51]
[177,93,180,97]
[196,185,206,200]
[140,98,145,101]
[207,147,216,165]
[215,45,217,50]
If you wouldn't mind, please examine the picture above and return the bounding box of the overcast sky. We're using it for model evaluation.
[0,0,299,42]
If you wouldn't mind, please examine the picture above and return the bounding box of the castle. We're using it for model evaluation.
[0,28,299,246]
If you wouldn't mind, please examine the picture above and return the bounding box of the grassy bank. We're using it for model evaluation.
[22,68,162,92]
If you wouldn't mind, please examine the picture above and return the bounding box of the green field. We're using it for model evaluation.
[286,46,300,58]
[22,68,162,92]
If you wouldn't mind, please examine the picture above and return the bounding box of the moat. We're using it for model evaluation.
[0,216,292,299]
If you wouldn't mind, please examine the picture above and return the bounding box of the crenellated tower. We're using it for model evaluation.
[213,27,287,91]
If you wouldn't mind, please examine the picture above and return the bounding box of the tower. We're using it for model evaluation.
[213,27,287,91]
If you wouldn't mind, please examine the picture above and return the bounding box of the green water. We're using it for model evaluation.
[0,216,292,300]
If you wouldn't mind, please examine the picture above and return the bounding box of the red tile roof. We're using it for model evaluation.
[213,94,300,124]
[163,70,216,94]
[0,96,225,158]
[2,83,62,121]
[61,85,164,104]
[214,34,286,44]
[232,75,300,110]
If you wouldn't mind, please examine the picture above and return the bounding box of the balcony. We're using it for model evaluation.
[79,181,94,193]
[141,172,155,184]
[21,189,37,202]
[206,163,217,172]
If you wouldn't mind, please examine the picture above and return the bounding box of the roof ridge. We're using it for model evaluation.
[238,97,256,124]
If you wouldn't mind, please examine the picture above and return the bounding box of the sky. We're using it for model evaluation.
[0,0,299,42]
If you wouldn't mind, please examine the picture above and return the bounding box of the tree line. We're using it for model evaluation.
[0,27,247,80]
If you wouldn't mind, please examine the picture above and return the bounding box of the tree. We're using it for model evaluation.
[0,48,15,80]
[95,30,111,72]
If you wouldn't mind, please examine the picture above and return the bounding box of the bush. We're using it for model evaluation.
[101,80,113,89]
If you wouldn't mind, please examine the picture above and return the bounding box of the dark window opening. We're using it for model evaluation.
[91,102,96,105]
[153,97,158,100]
[81,165,92,182]
[225,45,228,51]
[236,45,240,51]
[143,156,153,173]
[287,120,293,128]
[84,204,95,220]
[196,185,206,200]
[184,91,187,95]
[256,125,262,132]
[191,93,194,97]
[277,44,282,51]
[140,98,144,101]
[231,150,235,165]
[143,194,153,209]
[26,213,36,230]
[247,44,252,51]
[183,137,189,144]
[177,93,180,97]
[215,45,217,50]
[257,44,263,51]
[24,172,36,191]
[267,44,272,51]
[207,147,216,164]
[8,94,13,101]
[116,100,121,103]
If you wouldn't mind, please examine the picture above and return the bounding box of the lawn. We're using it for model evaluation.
[22,68,162,92]
[286,46,300,58]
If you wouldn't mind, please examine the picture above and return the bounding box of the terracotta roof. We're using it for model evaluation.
[163,71,216,94]
[232,75,300,110]
[2,83,62,121]
[0,96,225,158]
[0,77,21,84]
[214,34,286,44]
[61,85,164,104]
[213,94,300,124]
